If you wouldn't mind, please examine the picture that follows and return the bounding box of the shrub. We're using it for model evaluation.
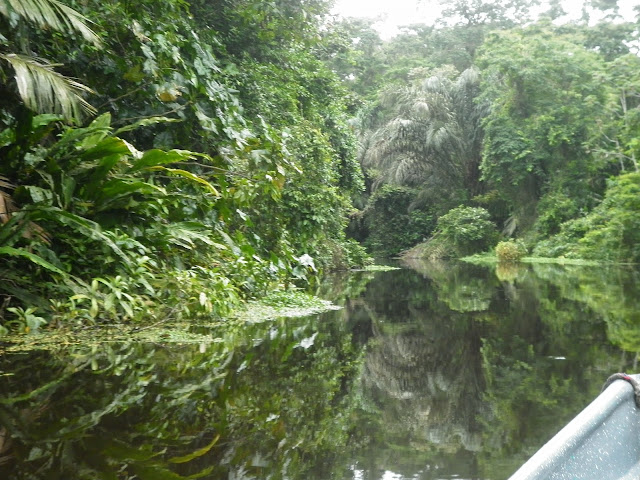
[437,206,498,256]
[495,240,527,263]
[532,173,640,263]
[343,239,372,268]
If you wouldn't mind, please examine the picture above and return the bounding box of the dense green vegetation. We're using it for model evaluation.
[2,3,640,476]
[350,2,640,261]
[0,0,368,333]
[1,0,640,333]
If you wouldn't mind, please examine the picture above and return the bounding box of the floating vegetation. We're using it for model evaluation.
[462,254,602,266]
[356,265,401,272]
[0,290,341,353]
[232,290,341,324]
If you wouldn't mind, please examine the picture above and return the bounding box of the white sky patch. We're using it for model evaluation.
[331,0,442,38]
[560,0,638,22]
[331,0,639,39]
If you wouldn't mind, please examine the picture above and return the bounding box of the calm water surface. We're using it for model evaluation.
[1,260,639,479]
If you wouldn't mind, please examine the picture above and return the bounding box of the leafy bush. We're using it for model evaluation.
[534,192,581,237]
[533,173,640,263]
[343,239,372,268]
[437,206,498,256]
[0,113,297,333]
[495,240,527,263]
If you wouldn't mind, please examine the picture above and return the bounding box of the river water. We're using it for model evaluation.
[1,259,639,479]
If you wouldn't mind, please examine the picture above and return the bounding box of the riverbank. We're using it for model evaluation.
[0,289,342,354]
[462,254,603,266]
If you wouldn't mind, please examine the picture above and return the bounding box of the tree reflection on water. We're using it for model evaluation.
[1,261,639,479]
[344,260,637,479]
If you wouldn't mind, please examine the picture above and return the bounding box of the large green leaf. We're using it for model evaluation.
[129,149,194,172]
[31,113,63,129]
[168,435,219,464]
[0,246,67,275]
[78,113,113,149]
[0,127,15,148]
[54,121,113,152]
[148,166,219,196]
[83,154,125,193]
[23,185,54,205]
[30,207,132,267]
[94,179,166,209]
[81,137,136,162]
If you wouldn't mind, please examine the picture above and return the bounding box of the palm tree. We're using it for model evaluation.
[0,0,100,122]
[362,67,487,206]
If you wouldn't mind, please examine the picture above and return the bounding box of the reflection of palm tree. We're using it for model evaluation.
[0,0,100,121]
[362,305,485,453]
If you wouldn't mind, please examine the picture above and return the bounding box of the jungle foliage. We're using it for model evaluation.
[0,0,367,333]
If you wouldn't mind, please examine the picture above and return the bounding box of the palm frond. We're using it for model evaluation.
[0,0,100,45]
[0,53,95,121]
[362,67,485,195]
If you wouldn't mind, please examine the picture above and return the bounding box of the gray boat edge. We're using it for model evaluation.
[508,373,640,480]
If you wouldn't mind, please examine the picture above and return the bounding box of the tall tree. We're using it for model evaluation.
[362,67,486,210]
[589,53,640,174]
[477,25,609,235]
[320,17,385,102]
[437,0,540,27]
